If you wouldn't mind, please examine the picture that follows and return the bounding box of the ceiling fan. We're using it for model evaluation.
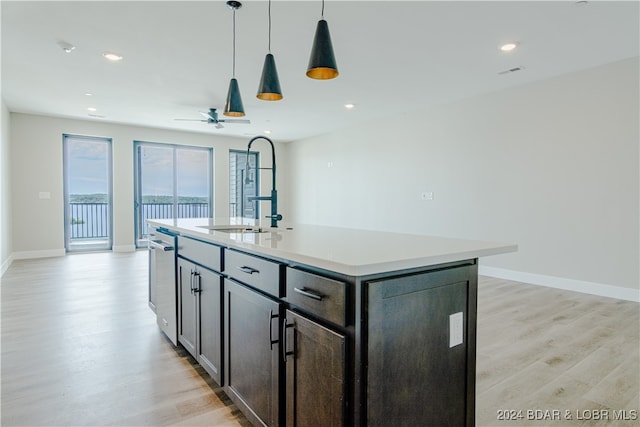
[175,108,250,129]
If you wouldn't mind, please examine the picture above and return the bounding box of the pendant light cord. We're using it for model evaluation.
[321,0,325,18]
[232,7,237,77]
[268,0,272,53]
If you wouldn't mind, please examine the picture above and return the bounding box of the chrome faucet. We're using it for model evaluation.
[245,136,283,228]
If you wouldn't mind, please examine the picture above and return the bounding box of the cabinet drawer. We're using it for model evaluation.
[225,249,282,297]
[286,268,347,326]
[178,236,222,271]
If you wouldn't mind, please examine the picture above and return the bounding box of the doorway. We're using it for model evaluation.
[63,134,113,252]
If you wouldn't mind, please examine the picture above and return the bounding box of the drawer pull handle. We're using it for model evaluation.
[238,265,260,275]
[293,287,323,301]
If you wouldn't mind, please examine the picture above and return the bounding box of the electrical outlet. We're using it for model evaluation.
[449,312,464,348]
[421,192,434,200]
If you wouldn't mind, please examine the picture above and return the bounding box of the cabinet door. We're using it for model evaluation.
[366,266,475,427]
[284,310,345,427]
[224,279,280,427]
[197,267,223,385]
[177,258,197,358]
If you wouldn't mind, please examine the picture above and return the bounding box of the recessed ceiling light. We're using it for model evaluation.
[57,41,76,53]
[500,42,518,52]
[84,92,93,96]
[344,103,355,109]
[102,52,123,61]
[87,107,97,112]
[264,130,272,134]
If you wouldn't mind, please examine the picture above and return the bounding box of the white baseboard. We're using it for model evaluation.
[1,254,14,277]
[113,245,136,253]
[12,249,66,260]
[479,265,639,303]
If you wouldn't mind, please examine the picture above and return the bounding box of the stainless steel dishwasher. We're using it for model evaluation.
[148,227,178,346]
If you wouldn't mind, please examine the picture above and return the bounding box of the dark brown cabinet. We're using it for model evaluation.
[283,309,346,427]
[169,235,478,427]
[177,257,223,385]
[365,264,477,427]
[224,279,280,427]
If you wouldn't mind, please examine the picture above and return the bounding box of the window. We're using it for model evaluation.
[229,150,259,219]
[134,141,213,247]
[63,134,113,252]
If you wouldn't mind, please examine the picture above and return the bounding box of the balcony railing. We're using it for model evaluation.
[69,202,209,240]
[69,203,109,239]
[142,202,210,220]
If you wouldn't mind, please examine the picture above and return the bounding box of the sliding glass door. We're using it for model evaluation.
[134,141,213,247]
[63,134,113,252]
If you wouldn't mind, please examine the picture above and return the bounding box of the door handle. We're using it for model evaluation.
[269,310,279,350]
[193,271,201,294]
[282,318,295,363]
[148,239,174,251]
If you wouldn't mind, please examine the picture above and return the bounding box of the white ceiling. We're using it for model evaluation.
[2,0,638,142]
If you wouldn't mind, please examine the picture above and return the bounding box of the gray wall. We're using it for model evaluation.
[282,58,639,299]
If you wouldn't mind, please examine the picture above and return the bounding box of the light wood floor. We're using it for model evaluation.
[1,252,638,426]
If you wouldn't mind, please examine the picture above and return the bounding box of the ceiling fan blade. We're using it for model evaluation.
[199,111,215,121]
[215,123,224,129]
[219,119,251,124]
[175,118,208,122]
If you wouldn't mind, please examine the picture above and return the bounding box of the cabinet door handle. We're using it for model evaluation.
[269,310,279,350]
[238,265,260,275]
[282,318,295,363]
[293,287,324,301]
[189,269,195,295]
[193,271,201,294]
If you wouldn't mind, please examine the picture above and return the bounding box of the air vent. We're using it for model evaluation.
[498,66,524,75]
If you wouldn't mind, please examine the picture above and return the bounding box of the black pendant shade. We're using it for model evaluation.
[307,19,338,80]
[224,78,245,117]
[257,53,283,101]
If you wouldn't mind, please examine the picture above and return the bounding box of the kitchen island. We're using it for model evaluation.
[147,217,516,427]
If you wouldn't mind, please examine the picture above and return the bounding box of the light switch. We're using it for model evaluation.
[449,312,464,348]
[421,192,434,200]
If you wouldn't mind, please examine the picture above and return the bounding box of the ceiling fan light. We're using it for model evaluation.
[257,53,283,101]
[224,78,245,117]
[307,19,338,80]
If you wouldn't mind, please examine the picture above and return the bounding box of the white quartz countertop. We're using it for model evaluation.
[148,218,517,277]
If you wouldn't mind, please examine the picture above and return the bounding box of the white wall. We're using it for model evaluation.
[283,58,639,299]
[9,114,283,256]
[1,98,13,274]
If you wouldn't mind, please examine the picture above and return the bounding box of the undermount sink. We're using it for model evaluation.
[196,225,292,234]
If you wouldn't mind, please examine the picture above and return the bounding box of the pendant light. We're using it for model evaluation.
[306,0,338,80]
[224,1,245,117]
[257,0,283,100]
